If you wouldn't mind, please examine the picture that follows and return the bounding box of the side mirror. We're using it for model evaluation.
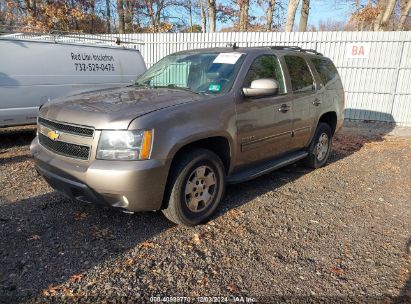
[243,79,279,97]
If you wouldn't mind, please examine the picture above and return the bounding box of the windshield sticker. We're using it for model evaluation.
[213,53,243,65]
[209,84,221,92]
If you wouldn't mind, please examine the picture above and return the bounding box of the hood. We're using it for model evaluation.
[40,86,206,129]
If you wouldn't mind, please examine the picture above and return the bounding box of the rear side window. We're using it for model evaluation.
[243,55,286,94]
[284,56,314,93]
[311,58,339,86]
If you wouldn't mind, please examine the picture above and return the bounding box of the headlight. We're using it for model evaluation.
[96,130,153,160]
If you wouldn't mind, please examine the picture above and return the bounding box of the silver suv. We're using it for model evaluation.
[31,46,345,225]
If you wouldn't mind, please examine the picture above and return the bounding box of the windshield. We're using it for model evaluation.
[135,52,245,94]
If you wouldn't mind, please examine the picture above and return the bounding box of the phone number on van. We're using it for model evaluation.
[74,63,116,72]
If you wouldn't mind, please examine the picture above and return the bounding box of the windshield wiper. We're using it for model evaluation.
[153,84,198,94]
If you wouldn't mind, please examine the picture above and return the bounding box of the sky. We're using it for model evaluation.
[212,0,363,31]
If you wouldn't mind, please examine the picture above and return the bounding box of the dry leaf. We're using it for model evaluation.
[228,209,244,219]
[227,283,239,293]
[27,234,41,241]
[74,212,88,221]
[69,274,83,283]
[198,277,208,286]
[61,287,74,297]
[192,233,201,245]
[330,267,344,276]
[139,241,156,249]
[42,284,60,297]
[91,227,112,239]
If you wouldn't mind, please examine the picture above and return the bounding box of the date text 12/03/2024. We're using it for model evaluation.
[149,296,257,303]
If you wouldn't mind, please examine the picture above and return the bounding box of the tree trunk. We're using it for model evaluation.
[374,0,397,31]
[285,0,300,32]
[117,0,125,34]
[265,0,276,31]
[199,0,207,32]
[106,0,111,33]
[125,0,134,33]
[90,0,95,33]
[31,0,37,17]
[298,0,310,32]
[207,0,216,32]
[147,0,156,31]
[24,0,37,18]
[188,0,193,32]
[239,0,250,31]
[397,0,411,30]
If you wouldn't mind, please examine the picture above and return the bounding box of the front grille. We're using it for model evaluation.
[38,117,94,137]
[39,133,90,160]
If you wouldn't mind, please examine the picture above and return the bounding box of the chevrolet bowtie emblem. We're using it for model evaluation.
[47,130,60,141]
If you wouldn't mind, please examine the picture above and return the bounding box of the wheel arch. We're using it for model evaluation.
[161,136,231,209]
[318,111,337,135]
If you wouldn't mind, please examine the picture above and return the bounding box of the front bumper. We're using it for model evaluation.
[30,137,169,212]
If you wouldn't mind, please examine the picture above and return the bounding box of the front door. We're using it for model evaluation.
[236,55,293,167]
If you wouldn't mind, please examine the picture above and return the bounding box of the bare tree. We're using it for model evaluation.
[125,0,134,32]
[105,0,111,32]
[265,0,276,31]
[239,0,250,31]
[298,0,309,31]
[207,0,216,32]
[397,0,411,30]
[374,0,397,31]
[117,0,125,33]
[199,0,207,32]
[181,0,194,32]
[285,0,300,32]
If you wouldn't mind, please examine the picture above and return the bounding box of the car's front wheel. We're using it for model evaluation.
[162,149,225,226]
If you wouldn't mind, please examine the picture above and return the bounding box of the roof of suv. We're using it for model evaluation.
[174,46,324,57]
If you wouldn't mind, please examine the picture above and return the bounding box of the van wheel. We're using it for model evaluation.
[304,122,332,169]
[162,149,225,226]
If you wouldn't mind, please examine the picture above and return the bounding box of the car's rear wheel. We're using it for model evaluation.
[162,149,225,226]
[304,122,332,169]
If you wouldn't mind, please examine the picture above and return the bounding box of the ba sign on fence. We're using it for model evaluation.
[346,43,370,59]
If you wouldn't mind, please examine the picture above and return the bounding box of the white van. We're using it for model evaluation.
[0,35,146,127]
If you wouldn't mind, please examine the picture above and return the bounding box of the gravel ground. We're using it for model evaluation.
[0,122,410,303]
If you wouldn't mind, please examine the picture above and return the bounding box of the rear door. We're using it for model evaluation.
[284,55,320,150]
[236,54,293,167]
[310,57,344,111]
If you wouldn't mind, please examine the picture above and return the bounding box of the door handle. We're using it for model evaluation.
[278,104,291,113]
[312,98,322,106]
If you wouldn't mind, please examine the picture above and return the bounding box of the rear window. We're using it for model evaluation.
[311,58,339,86]
[284,56,314,93]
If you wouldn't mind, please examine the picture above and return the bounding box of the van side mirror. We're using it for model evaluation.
[243,79,279,97]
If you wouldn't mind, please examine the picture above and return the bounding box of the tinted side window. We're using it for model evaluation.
[284,56,314,93]
[311,58,338,86]
[243,55,286,94]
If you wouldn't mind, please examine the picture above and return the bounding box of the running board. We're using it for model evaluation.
[226,150,308,184]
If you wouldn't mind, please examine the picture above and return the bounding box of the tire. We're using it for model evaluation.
[162,149,226,226]
[304,122,332,169]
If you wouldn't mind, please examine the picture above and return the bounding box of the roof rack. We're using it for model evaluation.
[270,45,323,56]
[226,42,239,49]
[0,25,144,47]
